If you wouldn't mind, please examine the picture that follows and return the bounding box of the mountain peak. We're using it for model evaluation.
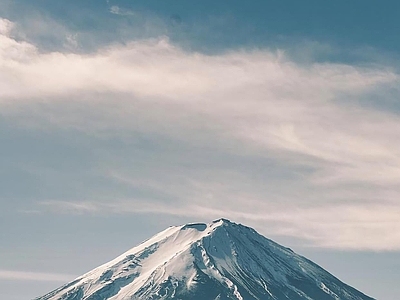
[179,219,234,234]
[181,218,233,230]
[181,222,208,231]
[212,217,233,224]
[37,219,374,300]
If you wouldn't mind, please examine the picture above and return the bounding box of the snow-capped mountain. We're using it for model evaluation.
[36,219,374,300]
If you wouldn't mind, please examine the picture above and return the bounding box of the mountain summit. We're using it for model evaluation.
[36,219,374,300]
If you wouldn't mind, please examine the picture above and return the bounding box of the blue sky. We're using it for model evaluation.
[1,1,400,299]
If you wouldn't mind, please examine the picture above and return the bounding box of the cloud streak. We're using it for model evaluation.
[109,6,137,17]
[0,269,75,282]
[38,194,400,251]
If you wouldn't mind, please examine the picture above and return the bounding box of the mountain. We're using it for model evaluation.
[36,219,374,300]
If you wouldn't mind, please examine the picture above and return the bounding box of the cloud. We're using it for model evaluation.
[109,6,137,17]
[0,18,13,35]
[38,197,400,251]
[0,269,75,282]
[2,17,400,250]
[1,26,397,186]
[39,200,100,214]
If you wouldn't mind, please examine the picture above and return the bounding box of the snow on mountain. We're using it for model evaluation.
[36,219,374,300]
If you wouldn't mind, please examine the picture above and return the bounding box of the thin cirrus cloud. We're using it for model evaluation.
[109,5,137,17]
[0,269,75,282]
[38,191,400,251]
[2,16,400,250]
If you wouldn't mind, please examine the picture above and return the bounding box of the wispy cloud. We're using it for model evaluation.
[0,269,75,282]
[2,17,400,250]
[39,200,100,214]
[38,195,400,251]
[109,6,137,17]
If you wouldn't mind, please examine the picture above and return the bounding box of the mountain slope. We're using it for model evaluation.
[36,219,374,300]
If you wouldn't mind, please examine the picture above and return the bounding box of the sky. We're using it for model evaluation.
[1,1,400,299]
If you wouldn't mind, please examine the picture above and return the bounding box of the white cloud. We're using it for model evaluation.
[2,17,400,250]
[39,200,100,214]
[38,197,400,251]
[0,269,75,282]
[109,6,137,16]
[0,18,13,35]
[64,33,79,49]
